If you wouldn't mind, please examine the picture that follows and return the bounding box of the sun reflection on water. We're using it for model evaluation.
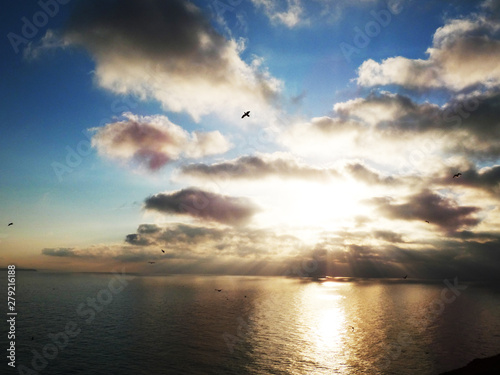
[294,282,353,374]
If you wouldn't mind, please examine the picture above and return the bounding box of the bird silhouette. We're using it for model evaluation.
[453,173,462,178]
[215,289,222,292]
[148,261,155,264]
[8,223,13,226]
[161,249,165,253]
[241,111,250,119]
[425,220,430,223]
[403,275,408,279]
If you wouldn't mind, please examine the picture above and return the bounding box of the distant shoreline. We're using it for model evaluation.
[439,353,500,374]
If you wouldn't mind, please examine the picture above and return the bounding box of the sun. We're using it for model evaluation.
[254,179,369,242]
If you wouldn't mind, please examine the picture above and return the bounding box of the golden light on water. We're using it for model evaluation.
[294,282,353,374]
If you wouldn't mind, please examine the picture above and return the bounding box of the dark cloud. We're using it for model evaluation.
[180,154,338,181]
[441,91,500,159]
[91,113,230,171]
[293,90,500,163]
[125,223,225,247]
[123,222,305,265]
[49,0,280,120]
[66,0,224,63]
[372,230,405,243]
[41,248,79,257]
[309,234,500,280]
[125,234,151,246]
[335,92,441,130]
[137,224,162,234]
[144,188,258,226]
[345,162,398,185]
[42,223,500,280]
[435,164,500,196]
[42,245,158,263]
[451,230,500,241]
[370,189,481,232]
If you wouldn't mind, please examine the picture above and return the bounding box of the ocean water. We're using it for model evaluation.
[2,271,500,375]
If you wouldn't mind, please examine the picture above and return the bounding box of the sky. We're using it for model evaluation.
[1,0,500,279]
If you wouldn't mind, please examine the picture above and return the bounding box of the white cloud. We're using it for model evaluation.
[357,8,500,90]
[250,0,305,28]
[35,0,282,122]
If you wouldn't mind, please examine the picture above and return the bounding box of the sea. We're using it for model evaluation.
[2,271,500,375]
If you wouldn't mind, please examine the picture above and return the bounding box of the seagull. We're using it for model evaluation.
[8,223,13,226]
[453,172,462,178]
[241,111,250,119]
[161,249,165,253]
[215,289,222,292]
[148,261,155,264]
[403,275,408,279]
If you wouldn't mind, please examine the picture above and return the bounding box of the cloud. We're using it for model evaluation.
[372,230,405,243]
[40,0,281,121]
[333,92,441,130]
[41,248,80,257]
[180,153,339,181]
[280,92,443,165]
[91,113,231,171]
[124,222,301,254]
[307,227,500,280]
[370,189,481,232]
[434,164,500,196]
[249,0,408,28]
[42,221,500,279]
[345,162,399,185]
[357,4,500,90]
[144,188,258,226]
[121,222,309,274]
[282,90,500,168]
[41,246,124,259]
[41,245,165,263]
[250,0,304,27]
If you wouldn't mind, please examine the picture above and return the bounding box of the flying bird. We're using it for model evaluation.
[161,249,165,253]
[8,222,13,226]
[148,261,156,264]
[453,173,462,178]
[215,289,222,292]
[425,220,430,223]
[403,275,408,279]
[241,111,250,119]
